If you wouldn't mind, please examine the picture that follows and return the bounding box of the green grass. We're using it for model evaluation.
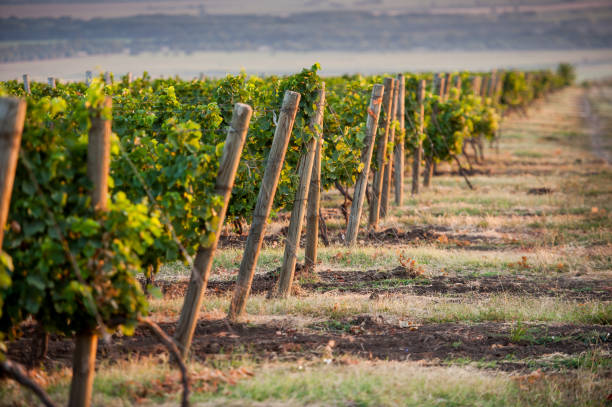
[148,292,611,325]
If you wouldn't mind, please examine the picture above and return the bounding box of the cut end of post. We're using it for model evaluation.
[282,90,301,109]
[234,102,253,118]
[371,83,384,99]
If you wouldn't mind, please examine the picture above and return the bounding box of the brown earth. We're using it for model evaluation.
[8,317,610,373]
[153,267,611,301]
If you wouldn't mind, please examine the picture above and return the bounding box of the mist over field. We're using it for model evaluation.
[1,0,612,80]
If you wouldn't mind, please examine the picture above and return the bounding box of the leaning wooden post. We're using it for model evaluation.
[174,103,252,356]
[380,78,398,218]
[22,75,30,95]
[345,84,384,246]
[227,91,300,321]
[275,84,325,298]
[393,74,405,205]
[368,77,394,229]
[0,98,27,250]
[411,80,425,195]
[47,77,55,89]
[304,85,326,273]
[68,96,111,407]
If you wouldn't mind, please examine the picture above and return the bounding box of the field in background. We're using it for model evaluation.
[2,0,609,19]
[2,49,612,82]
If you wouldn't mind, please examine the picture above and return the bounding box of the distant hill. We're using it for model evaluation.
[1,1,611,63]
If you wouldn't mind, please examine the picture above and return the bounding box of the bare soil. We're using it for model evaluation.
[151,267,611,301]
[8,317,610,373]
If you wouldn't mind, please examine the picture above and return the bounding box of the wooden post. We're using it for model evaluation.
[487,70,497,99]
[0,98,27,250]
[104,72,112,85]
[472,76,482,96]
[47,77,55,89]
[380,78,398,218]
[494,73,503,106]
[69,334,98,407]
[85,71,92,86]
[453,75,462,100]
[344,84,384,246]
[227,91,300,321]
[86,97,111,211]
[174,103,252,356]
[480,74,490,98]
[127,72,133,84]
[424,74,443,188]
[393,74,405,205]
[68,96,111,407]
[304,85,326,273]
[368,77,394,229]
[275,84,325,298]
[411,80,425,195]
[22,75,30,95]
[443,72,452,101]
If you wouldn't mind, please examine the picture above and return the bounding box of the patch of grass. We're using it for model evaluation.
[443,356,499,369]
[526,349,612,372]
[192,360,610,406]
[509,321,529,343]
[144,293,612,325]
[514,150,544,158]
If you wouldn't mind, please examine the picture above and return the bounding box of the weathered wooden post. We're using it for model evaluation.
[411,80,425,195]
[393,74,405,205]
[443,72,452,101]
[275,84,325,298]
[480,74,490,98]
[453,75,462,100]
[104,71,112,85]
[304,86,326,273]
[471,76,482,96]
[47,77,55,89]
[22,75,30,95]
[0,97,27,250]
[344,84,384,246]
[487,69,497,100]
[424,74,443,188]
[85,71,93,86]
[126,72,133,84]
[68,96,111,407]
[228,91,300,321]
[368,77,395,229]
[174,103,253,356]
[380,78,398,218]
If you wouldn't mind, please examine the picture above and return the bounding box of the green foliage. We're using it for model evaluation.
[557,63,576,87]
[1,79,162,341]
